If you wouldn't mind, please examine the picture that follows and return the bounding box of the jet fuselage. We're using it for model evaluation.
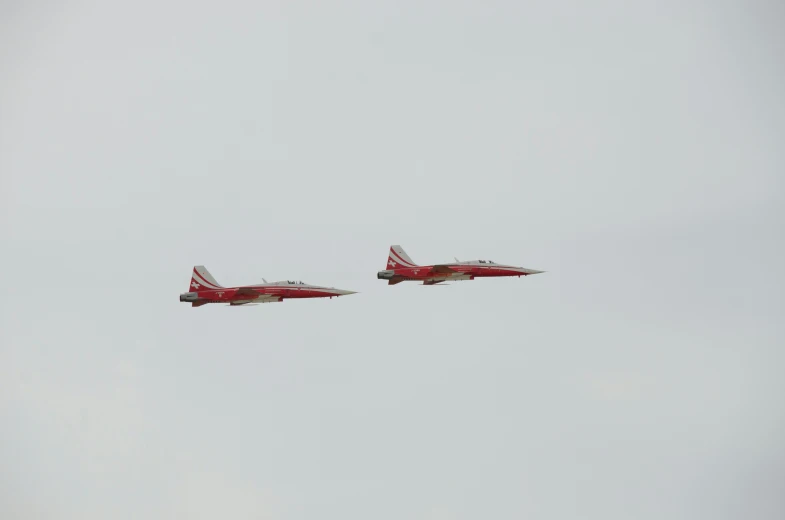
[181,266,356,307]
[377,246,543,285]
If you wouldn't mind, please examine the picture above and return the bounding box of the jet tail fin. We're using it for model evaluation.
[189,265,224,291]
[387,245,418,269]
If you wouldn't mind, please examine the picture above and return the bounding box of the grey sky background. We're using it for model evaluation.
[1,1,783,518]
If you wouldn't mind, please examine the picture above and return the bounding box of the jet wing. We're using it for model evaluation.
[229,289,282,305]
[230,294,282,306]
[254,294,282,303]
[430,265,458,274]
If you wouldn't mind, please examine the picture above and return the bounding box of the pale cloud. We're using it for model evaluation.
[1,1,783,519]
[164,468,278,520]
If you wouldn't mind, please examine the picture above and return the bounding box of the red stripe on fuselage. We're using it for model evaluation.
[388,265,527,280]
[198,286,346,300]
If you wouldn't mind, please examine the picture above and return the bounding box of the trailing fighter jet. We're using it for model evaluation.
[180,266,357,307]
[377,245,544,285]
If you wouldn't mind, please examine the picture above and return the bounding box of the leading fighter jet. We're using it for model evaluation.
[180,266,356,307]
[377,245,544,285]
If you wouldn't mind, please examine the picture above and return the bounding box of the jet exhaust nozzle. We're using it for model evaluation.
[377,270,394,280]
[180,292,199,302]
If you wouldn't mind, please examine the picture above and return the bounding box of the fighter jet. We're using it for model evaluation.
[377,245,544,285]
[180,266,357,307]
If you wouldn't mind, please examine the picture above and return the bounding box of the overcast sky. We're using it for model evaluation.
[1,1,783,519]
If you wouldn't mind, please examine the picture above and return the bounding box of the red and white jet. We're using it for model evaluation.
[180,266,357,307]
[377,245,544,285]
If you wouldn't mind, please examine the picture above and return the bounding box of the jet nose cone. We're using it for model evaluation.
[335,289,358,296]
[518,268,545,275]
